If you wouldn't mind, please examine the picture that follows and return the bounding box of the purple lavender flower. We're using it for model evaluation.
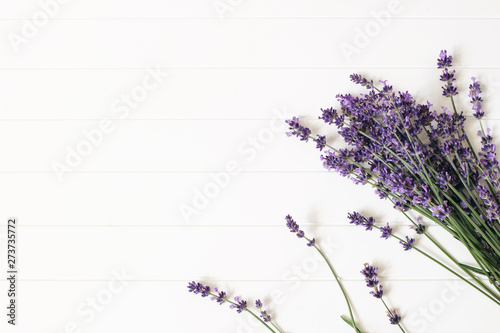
[210,287,226,305]
[478,129,499,179]
[188,281,208,295]
[400,236,415,251]
[410,220,426,235]
[285,214,300,233]
[349,213,390,238]
[229,297,247,313]
[314,135,326,151]
[319,107,336,125]
[435,172,451,191]
[350,73,374,89]
[255,299,271,322]
[430,201,452,221]
[361,263,378,279]
[439,68,456,83]
[285,117,311,141]
[347,211,364,226]
[187,281,199,293]
[387,309,402,325]
[380,223,392,239]
[438,51,458,96]
[370,285,384,298]
[469,77,484,119]
[437,50,453,69]
[201,285,211,297]
[442,83,458,97]
[260,310,271,322]
[361,263,383,296]
[285,215,315,247]
[364,216,375,231]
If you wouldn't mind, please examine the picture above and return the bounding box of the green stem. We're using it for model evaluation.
[400,212,500,302]
[307,237,360,333]
[211,294,279,333]
[380,297,406,333]
[270,321,284,333]
[371,225,500,305]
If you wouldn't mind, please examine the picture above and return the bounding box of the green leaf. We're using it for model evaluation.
[340,315,363,333]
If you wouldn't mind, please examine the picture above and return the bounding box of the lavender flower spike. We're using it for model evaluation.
[187,281,210,297]
[255,299,272,322]
[469,77,484,119]
[380,223,392,239]
[360,263,383,298]
[229,296,247,313]
[437,50,453,69]
[285,117,311,142]
[285,215,316,247]
[211,287,226,305]
[438,50,458,96]
[400,236,415,251]
[387,309,402,325]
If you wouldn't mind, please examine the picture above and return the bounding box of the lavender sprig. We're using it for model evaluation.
[360,264,405,331]
[469,77,484,119]
[187,282,283,333]
[348,212,500,305]
[285,215,361,333]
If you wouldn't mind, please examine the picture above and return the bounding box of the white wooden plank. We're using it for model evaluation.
[0,280,496,332]
[1,68,500,120]
[2,19,500,68]
[0,0,498,19]
[0,171,427,226]
[2,225,479,281]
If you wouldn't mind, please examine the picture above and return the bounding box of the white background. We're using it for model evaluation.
[1,1,500,332]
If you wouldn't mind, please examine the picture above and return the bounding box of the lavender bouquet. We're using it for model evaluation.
[188,51,500,332]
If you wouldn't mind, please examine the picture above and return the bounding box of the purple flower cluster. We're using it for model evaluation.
[399,236,415,251]
[387,309,402,325]
[229,297,247,313]
[360,264,404,327]
[188,282,279,329]
[430,201,452,222]
[286,215,315,247]
[187,281,243,312]
[211,287,227,305]
[361,263,383,298]
[255,299,271,322]
[298,75,468,216]
[347,212,392,240]
[187,281,211,297]
[285,116,311,141]
[410,219,426,234]
[286,50,500,279]
[469,77,484,119]
[438,50,458,97]
[478,129,500,183]
[286,116,327,150]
